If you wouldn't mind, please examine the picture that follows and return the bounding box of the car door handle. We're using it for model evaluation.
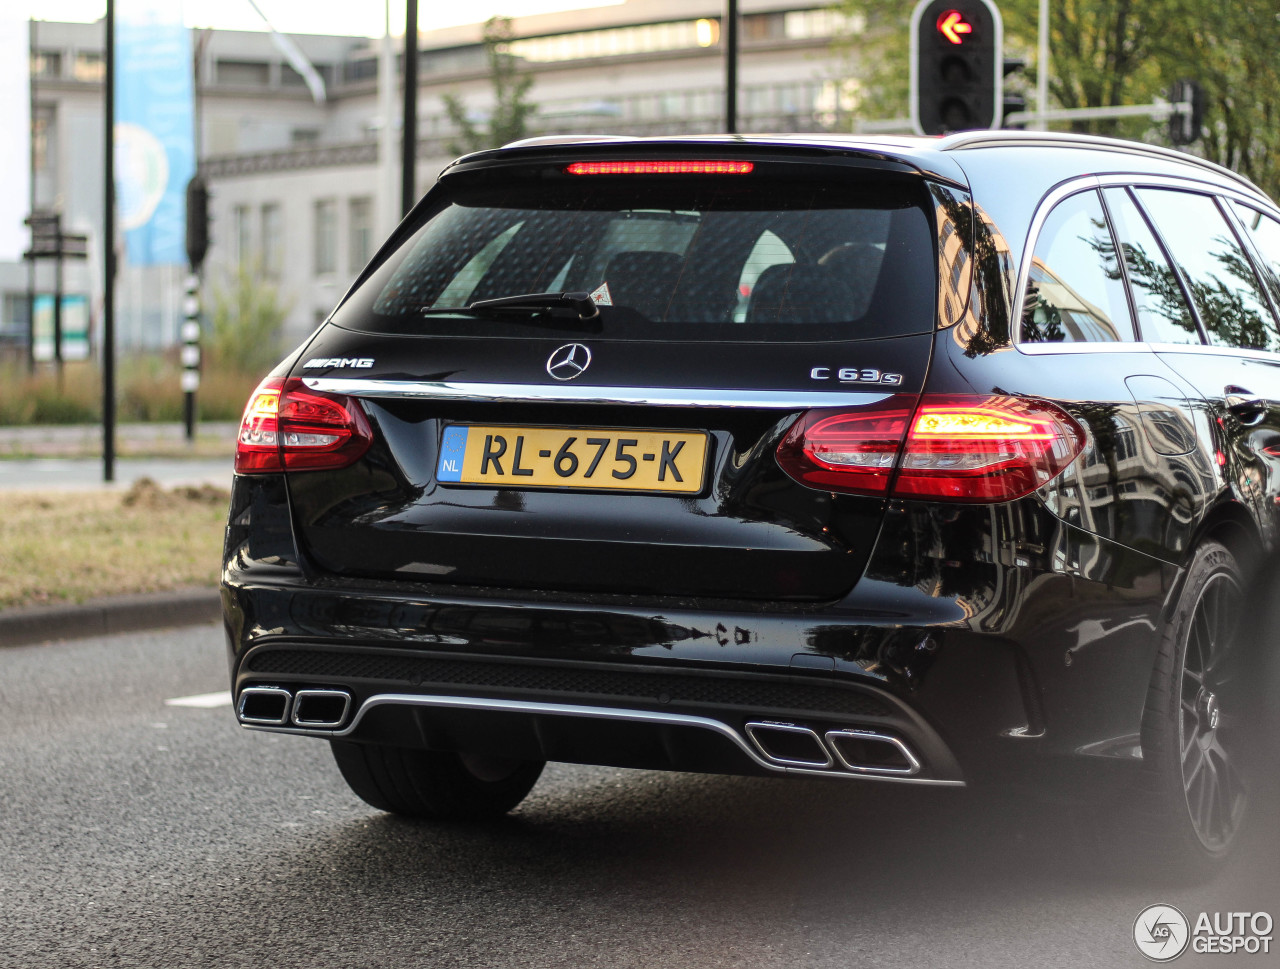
[1225,386,1268,423]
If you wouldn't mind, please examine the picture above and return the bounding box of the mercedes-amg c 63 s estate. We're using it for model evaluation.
[222,131,1280,868]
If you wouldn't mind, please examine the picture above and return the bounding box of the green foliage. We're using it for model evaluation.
[829,2,911,122]
[442,16,536,155]
[208,260,289,374]
[829,0,1280,197]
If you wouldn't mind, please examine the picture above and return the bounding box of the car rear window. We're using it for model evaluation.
[331,172,937,342]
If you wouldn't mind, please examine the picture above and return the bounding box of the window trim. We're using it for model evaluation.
[1220,199,1280,331]
[1013,173,1280,360]
[1018,184,1139,344]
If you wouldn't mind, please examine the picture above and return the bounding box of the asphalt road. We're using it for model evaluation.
[2,625,1276,968]
[0,457,232,491]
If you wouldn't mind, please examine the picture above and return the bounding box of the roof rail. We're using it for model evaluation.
[938,130,1261,194]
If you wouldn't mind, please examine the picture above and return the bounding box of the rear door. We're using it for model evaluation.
[1120,185,1280,530]
[284,152,945,601]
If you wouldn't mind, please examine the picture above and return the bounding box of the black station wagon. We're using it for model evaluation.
[222,131,1280,869]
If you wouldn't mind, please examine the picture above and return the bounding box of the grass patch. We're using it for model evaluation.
[0,479,228,610]
[0,359,263,425]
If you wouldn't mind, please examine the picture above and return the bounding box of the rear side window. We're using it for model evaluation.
[1136,189,1278,352]
[1102,188,1201,345]
[1021,190,1133,343]
[332,172,938,342]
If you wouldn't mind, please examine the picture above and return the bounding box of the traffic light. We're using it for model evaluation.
[910,0,1004,136]
[185,175,210,271]
[1168,79,1205,146]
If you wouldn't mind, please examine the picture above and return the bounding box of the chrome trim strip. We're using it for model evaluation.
[824,728,922,776]
[237,686,292,726]
[243,693,965,786]
[1016,342,1150,355]
[745,721,835,769]
[1018,339,1280,362]
[1147,342,1280,362]
[290,689,353,728]
[301,377,893,410]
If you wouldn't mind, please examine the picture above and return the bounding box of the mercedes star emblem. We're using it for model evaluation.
[546,343,592,381]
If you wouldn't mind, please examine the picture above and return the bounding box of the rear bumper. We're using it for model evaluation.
[229,635,967,785]
[222,474,1179,793]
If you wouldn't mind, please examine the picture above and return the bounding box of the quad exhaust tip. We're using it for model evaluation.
[237,686,292,726]
[745,722,833,768]
[746,721,921,776]
[291,689,353,728]
[236,687,353,729]
[825,728,921,776]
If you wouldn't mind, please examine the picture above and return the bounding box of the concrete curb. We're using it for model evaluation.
[0,588,222,648]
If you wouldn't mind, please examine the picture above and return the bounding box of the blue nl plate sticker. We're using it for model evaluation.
[437,425,468,482]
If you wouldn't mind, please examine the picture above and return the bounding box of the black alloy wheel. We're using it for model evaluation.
[1134,539,1250,869]
[1177,567,1246,852]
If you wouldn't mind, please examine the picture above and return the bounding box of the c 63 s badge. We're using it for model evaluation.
[810,367,903,386]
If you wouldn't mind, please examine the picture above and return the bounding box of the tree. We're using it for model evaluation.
[1157,2,1280,199]
[442,16,536,155]
[830,0,1280,197]
[209,260,290,374]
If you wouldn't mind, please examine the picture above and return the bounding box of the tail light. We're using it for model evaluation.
[235,377,373,474]
[777,394,1085,503]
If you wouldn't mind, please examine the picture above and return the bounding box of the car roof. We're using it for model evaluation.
[494,130,1265,202]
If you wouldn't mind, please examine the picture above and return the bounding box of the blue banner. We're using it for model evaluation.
[115,3,194,267]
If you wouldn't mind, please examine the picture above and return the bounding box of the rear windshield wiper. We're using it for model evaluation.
[418,292,602,330]
[470,291,600,321]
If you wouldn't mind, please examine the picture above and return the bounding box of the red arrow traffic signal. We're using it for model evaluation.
[911,0,1003,134]
[937,10,973,44]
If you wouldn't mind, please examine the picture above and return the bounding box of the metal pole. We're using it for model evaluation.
[53,213,63,390]
[400,0,418,217]
[182,271,199,440]
[1036,0,1049,131]
[186,32,207,443]
[26,18,36,375]
[104,0,116,483]
[724,0,739,134]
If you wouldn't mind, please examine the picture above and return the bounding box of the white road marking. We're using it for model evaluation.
[164,690,233,709]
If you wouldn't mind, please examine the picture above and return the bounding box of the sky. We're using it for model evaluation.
[13,0,625,37]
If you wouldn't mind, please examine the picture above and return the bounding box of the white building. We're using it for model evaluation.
[4,0,861,352]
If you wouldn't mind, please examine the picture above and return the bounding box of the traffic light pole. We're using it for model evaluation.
[1003,98,1195,128]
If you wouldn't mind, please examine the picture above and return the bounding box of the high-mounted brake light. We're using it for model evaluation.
[776,394,1085,503]
[566,160,754,176]
[235,377,373,474]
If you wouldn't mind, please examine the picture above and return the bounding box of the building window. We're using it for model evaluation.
[348,197,373,273]
[314,199,337,276]
[72,51,104,82]
[261,203,283,279]
[3,292,32,331]
[31,50,62,78]
[217,59,270,86]
[291,128,320,146]
[508,19,721,64]
[32,105,56,174]
[233,205,252,267]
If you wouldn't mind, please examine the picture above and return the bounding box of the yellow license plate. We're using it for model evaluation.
[437,424,708,493]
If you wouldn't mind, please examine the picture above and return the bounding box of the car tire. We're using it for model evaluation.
[330,740,545,820]
[1132,539,1249,871]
